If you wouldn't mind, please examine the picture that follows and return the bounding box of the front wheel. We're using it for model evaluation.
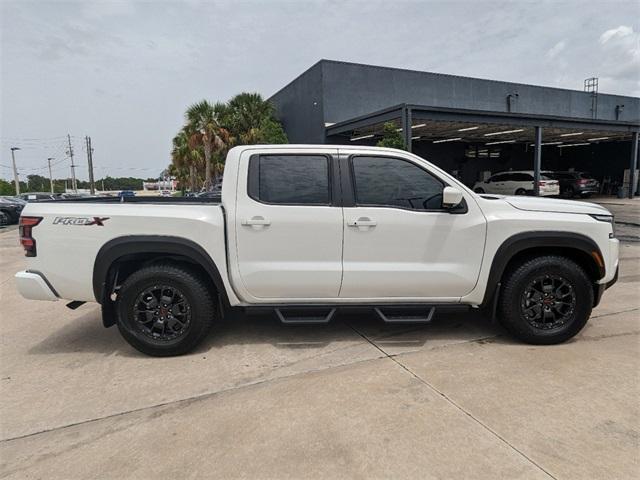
[116,263,216,356]
[498,255,593,344]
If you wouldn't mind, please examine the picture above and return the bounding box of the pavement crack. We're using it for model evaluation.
[0,351,386,444]
[344,320,558,480]
[592,306,640,319]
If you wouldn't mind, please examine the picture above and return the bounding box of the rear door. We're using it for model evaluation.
[488,173,508,194]
[501,173,521,194]
[234,148,343,301]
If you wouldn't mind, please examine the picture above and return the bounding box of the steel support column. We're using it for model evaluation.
[630,131,639,198]
[533,126,542,196]
[402,106,412,152]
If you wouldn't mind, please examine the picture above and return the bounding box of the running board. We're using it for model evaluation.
[374,306,435,324]
[275,307,336,325]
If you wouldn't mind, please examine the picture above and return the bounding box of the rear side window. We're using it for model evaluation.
[512,173,533,181]
[351,156,444,210]
[248,154,330,205]
[491,174,509,182]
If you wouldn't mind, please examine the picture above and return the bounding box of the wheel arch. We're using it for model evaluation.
[482,231,605,310]
[93,236,230,315]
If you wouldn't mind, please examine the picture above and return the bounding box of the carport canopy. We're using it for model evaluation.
[326,104,640,197]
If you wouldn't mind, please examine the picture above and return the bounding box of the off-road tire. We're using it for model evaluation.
[116,263,215,356]
[498,255,593,344]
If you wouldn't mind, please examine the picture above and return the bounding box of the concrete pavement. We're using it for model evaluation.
[1,225,638,479]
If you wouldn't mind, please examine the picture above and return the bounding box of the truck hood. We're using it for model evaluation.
[482,195,611,216]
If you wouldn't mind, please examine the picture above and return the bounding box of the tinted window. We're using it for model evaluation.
[511,173,533,181]
[491,173,510,182]
[352,156,444,210]
[252,155,330,204]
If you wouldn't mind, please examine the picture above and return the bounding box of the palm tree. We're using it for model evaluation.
[171,129,197,192]
[186,100,229,190]
[216,93,287,146]
[219,93,273,136]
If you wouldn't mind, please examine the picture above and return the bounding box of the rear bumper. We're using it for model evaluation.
[539,188,560,196]
[14,270,59,301]
[575,186,599,195]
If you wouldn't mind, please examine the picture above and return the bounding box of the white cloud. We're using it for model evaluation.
[599,25,633,44]
[546,40,566,59]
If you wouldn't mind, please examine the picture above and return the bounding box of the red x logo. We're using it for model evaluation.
[86,217,109,226]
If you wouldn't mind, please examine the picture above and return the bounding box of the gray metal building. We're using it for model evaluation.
[269,60,640,197]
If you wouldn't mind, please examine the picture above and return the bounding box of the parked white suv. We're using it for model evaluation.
[473,171,560,196]
[15,146,617,356]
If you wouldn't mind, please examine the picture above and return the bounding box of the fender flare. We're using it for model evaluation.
[93,235,230,308]
[481,231,605,308]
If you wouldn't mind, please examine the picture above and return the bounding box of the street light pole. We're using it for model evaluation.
[10,147,21,195]
[47,157,55,193]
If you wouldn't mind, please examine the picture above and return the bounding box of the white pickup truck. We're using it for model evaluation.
[15,145,619,356]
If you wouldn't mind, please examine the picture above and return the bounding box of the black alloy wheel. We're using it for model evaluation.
[520,274,577,330]
[133,285,192,341]
[116,263,215,356]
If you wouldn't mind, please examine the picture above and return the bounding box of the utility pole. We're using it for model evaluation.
[67,134,77,193]
[10,147,20,195]
[85,136,96,195]
[47,158,55,193]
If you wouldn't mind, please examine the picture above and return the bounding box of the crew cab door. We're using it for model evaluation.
[339,151,486,300]
[233,148,342,301]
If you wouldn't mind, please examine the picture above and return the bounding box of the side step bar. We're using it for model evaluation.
[374,306,435,324]
[275,307,336,325]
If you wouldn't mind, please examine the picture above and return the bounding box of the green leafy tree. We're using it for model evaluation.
[186,100,230,189]
[171,128,202,192]
[376,122,406,150]
[217,92,288,145]
[0,179,15,195]
[26,174,51,193]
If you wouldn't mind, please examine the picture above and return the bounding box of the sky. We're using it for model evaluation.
[1,0,639,181]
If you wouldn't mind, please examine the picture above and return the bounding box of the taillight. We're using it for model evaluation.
[19,216,42,257]
[578,179,588,185]
[538,181,547,186]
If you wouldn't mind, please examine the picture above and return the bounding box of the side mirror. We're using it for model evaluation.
[442,186,464,209]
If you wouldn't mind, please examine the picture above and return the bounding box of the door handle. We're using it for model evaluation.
[347,217,377,227]
[242,216,271,226]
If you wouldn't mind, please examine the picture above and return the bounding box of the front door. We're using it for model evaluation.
[340,152,486,300]
[234,149,343,300]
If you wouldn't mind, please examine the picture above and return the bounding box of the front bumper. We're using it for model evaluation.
[594,265,619,307]
[15,271,59,301]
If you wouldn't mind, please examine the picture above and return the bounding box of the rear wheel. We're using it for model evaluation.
[498,255,593,344]
[116,263,215,356]
[474,187,485,194]
[564,186,575,198]
[515,188,527,196]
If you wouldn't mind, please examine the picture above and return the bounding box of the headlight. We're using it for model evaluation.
[590,214,615,238]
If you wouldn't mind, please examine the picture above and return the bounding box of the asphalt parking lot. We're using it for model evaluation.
[1,200,638,479]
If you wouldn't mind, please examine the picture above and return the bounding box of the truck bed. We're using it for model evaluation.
[33,196,220,205]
